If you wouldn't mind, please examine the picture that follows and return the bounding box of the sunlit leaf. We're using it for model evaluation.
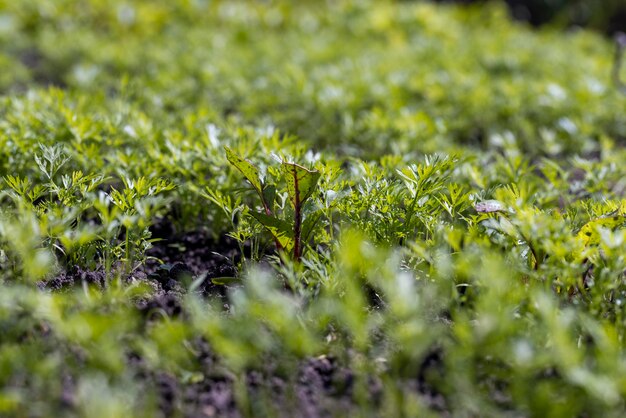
[281,162,321,208]
[225,146,264,196]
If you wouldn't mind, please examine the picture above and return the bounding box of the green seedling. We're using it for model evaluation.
[224,147,321,262]
[3,4,626,417]
[479,199,626,251]
[224,146,282,253]
[281,161,322,261]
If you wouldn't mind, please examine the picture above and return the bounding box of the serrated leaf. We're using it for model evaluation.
[225,146,264,196]
[281,162,321,208]
[250,211,295,251]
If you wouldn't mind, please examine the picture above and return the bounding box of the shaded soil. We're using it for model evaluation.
[136,347,382,418]
[145,219,241,279]
[136,346,448,418]
[132,223,390,417]
[39,219,240,298]
[38,265,106,292]
[142,220,240,302]
[38,223,448,417]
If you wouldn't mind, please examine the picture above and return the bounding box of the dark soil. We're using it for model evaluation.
[146,219,241,278]
[136,291,184,320]
[39,219,240,297]
[39,222,448,417]
[144,352,376,418]
[38,265,106,292]
[145,220,240,296]
[137,348,448,418]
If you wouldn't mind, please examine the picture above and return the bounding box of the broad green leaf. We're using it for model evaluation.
[225,146,264,196]
[250,211,295,251]
[281,162,321,208]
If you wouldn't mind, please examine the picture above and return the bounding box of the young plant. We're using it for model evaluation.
[106,176,175,275]
[281,161,322,261]
[223,146,283,252]
[224,146,321,262]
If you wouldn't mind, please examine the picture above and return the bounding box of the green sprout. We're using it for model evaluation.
[224,146,321,262]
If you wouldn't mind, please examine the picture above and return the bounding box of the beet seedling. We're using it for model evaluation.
[224,146,321,262]
[281,161,321,261]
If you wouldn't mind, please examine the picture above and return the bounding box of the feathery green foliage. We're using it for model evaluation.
[1,1,626,417]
